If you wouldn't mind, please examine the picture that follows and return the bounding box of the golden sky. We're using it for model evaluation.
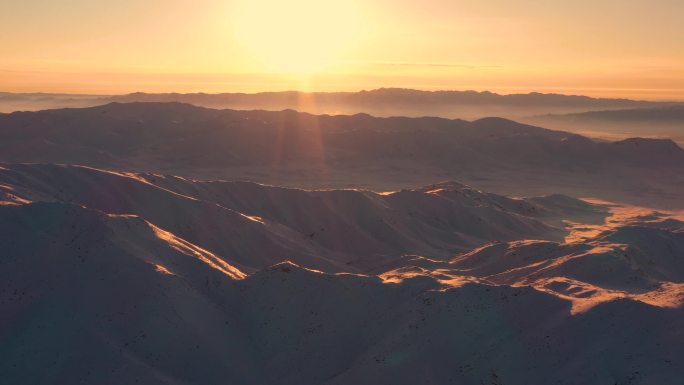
[1,0,683,99]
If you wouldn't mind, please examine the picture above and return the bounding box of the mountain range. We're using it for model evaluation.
[2,161,683,384]
[1,88,676,118]
[1,102,683,208]
[2,100,684,384]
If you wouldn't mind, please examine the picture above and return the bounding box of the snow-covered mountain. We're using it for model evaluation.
[2,102,684,384]
[0,163,598,273]
[1,160,683,384]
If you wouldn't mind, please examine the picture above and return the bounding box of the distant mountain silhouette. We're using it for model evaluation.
[1,102,683,207]
[109,88,660,107]
[527,105,684,146]
[2,103,684,385]
[0,88,674,118]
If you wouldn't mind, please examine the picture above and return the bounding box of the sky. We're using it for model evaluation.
[1,0,683,99]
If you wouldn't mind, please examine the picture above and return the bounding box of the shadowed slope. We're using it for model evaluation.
[0,202,260,385]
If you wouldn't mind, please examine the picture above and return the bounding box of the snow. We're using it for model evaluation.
[0,162,683,384]
[0,163,591,273]
[1,103,683,383]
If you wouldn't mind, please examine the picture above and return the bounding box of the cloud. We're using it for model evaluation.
[366,62,503,70]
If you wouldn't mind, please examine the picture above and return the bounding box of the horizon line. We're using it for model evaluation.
[2,87,684,103]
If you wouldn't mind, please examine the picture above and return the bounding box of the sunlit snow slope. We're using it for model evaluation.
[1,162,683,384]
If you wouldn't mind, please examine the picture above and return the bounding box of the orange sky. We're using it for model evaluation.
[1,0,683,99]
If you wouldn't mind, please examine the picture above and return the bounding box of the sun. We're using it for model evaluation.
[232,0,362,74]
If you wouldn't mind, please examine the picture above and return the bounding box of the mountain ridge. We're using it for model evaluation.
[2,160,683,384]
[2,88,678,118]
[0,162,590,272]
[1,102,683,208]
[2,196,683,384]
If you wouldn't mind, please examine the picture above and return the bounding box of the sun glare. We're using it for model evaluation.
[232,0,362,74]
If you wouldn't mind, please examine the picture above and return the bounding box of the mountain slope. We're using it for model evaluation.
[2,219,683,385]
[1,163,683,384]
[0,201,261,385]
[0,163,592,272]
[445,221,684,313]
